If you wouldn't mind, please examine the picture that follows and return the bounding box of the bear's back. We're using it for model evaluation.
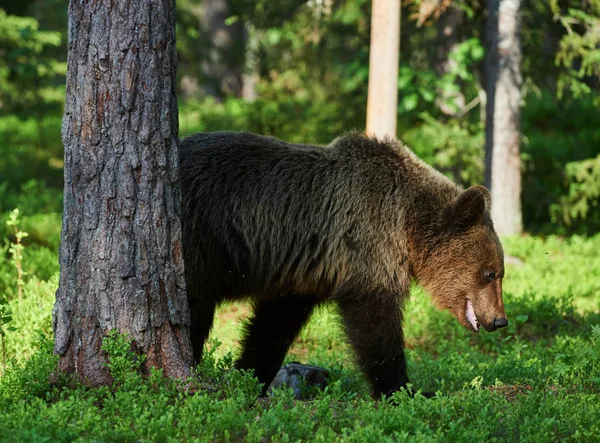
[179,131,457,300]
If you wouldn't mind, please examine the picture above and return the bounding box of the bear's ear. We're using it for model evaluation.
[445,185,491,229]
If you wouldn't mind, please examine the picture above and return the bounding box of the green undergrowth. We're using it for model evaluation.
[1,227,599,440]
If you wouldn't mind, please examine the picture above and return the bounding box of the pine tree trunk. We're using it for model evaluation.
[366,0,401,138]
[53,0,193,386]
[484,0,523,235]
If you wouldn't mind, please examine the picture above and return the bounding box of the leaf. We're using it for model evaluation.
[225,15,239,26]
[401,94,419,112]
[515,315,529,323]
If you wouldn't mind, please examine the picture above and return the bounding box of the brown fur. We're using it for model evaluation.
[179,131,507,397]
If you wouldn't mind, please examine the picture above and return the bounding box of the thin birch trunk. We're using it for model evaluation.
[366,0,401,139]
[484,0,523,235]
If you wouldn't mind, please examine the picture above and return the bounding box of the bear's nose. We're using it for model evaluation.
[494,318,508,329]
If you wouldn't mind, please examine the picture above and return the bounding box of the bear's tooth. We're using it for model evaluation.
[466,299,478,331]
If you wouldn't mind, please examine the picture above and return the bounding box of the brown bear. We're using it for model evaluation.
[179,131,507,397]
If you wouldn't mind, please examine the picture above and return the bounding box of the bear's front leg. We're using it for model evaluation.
[236,295,319,393]
[337,292,409,398]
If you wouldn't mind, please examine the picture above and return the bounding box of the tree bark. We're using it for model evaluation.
[484,0,523,235]
[366,0,401,139]
[53,0,193,386]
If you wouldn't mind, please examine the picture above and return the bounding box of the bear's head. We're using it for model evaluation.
[418,185,507,333]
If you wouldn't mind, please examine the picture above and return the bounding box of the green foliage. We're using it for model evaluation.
[180,95,348,144]
[2,274,55,363]
[521,91,600,234]
[398,38,484,116]
[0,185,60,302]
[0,332,58,406]
[194,339,263,403]
[3,0,600,236]
[0,233,600,440]
[0,113,64,194]
[544,1,600,233]
[0,179,63,216]
[0,9,65,115]
[101,330,147,388]
[0,303,16,374]
[0,10,64,197]
[552,0,600,98]
[0,181,62,269]
[179,0,371,137]
[552,155,600,228]
[0,241,59,301]
[403,113,484,187]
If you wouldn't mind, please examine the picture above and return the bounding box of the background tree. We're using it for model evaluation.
[434,3,466,116]
[52,0,193,385]
[366,0,401,138]
[484,0,523,236]
[200,0,245,98]
[177,0,246,100]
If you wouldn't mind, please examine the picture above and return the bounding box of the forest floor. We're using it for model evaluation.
[1,232,599,441]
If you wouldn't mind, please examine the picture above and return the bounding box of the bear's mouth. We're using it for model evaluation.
[465,299,480,332]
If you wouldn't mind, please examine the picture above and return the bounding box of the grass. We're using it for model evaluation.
[0,203,599,440]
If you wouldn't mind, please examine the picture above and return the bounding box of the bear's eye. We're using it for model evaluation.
[483,270,496,282]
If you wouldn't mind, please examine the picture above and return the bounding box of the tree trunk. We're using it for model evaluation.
[241,23,259,102]
[200,0,246,99]
[366,0,401,139]
[484,0,523,235]
[53,0,193,386]
[436,5,466,116]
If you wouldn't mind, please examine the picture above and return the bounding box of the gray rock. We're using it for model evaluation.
[267,362,329,400]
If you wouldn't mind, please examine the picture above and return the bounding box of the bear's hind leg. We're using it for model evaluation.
[236,295,318,392]
[337,292,408,398]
